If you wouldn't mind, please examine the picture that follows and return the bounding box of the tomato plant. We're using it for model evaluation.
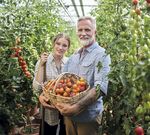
[92,0,150,134]
[0,0,77,134]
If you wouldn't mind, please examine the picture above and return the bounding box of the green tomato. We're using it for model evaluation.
[135,15,142,21]
[148,93,150,100]
[120,53,126,59]
[147,31,150,37]
[139,38,145,46]
[147,127,150,135]
[129,18,136,26]
[147,39,150,46]
[142,44,149,52]
[132,33,138,41]
[145,116,150,121]
[137,29,143,36]
[128,55,134,63]
[147,101,150,109]
[136,105,144,115]
[143,93,150,101]
[0,47,4,53]
[120,32,128,38]
[144,15,150,25]
[143,102,150,113]
[134,21,140,29]
[130,9,136,18]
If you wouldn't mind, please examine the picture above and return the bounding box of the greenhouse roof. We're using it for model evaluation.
[57,0,98,25]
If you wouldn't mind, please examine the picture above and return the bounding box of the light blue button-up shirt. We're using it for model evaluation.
[63,42,111,122]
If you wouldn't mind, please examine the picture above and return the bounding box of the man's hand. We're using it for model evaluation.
[39,94,56,110]
[55,88,97,116]
[55,103,80,116]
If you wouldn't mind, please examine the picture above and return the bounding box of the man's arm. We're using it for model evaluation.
[55,88,97,116]
[75,88,96,112]
[94,52,111,95]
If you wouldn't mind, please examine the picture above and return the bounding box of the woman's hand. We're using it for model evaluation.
[39,52,49,66]
[39,94,56,110]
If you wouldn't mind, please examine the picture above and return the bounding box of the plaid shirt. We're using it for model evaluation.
[33,53,68,125]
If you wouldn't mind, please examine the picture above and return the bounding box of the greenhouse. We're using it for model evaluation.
[0,0,150,135]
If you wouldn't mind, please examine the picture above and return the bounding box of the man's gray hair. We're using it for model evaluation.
[77,16,96,29]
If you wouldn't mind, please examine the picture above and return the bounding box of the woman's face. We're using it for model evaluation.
[53,37,69,57]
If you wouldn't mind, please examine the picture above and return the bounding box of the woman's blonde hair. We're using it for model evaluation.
[52,33,71,48]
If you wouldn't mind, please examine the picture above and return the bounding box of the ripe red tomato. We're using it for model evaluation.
[70,92,76,97]
[66,78,71,83]
[18,56,24,62]
[10,53,19,58]
[79,81,86,86]
[65,87,71,93]
[79,85,86,91]
[146,0,150,3]
[73,84,78,89]
[67,81,72,87]
[135,8,141,16]
[62,83,66,88]
[132,0,138,5]
[22,67,27,73]
[21,64,27,70]
[134,126,144,135]
[59,88,64,95]
[63,92,69,97]
[59,79,64,84]
[21,60,26,66]
[55,88,60,94]
[11,47,22,52]
[56,83,63,88]
[25,71,31,78]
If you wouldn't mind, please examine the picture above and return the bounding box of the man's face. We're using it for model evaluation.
[77,20,96,47]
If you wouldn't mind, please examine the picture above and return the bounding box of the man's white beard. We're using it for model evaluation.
[79,38,93,47]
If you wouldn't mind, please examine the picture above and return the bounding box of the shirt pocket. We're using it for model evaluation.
[81,61,93,76]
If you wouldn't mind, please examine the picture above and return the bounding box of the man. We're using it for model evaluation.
[55,16,111,135]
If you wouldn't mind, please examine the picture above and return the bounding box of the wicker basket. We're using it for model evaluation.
[42,72,90,105]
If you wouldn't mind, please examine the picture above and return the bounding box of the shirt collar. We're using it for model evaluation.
[48,53,66,64]
[78,42,99,54]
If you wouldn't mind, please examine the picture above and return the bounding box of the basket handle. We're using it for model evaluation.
[52,72,66,93]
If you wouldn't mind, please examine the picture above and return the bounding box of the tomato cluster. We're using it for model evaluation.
[131,0,150,17]
[45,76,88,97]
[18,55,31,78]
[10,37,31,78]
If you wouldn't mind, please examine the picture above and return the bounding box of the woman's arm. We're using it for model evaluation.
[33,52,49,91]
[35,52,48,84]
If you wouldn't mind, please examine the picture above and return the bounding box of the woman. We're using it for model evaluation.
[33,33,70,135]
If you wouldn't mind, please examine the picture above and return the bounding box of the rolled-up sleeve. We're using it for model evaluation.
[32,60,42,93]
[94,53,111,95]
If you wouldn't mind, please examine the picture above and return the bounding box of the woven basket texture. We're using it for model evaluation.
[43,72,90,104]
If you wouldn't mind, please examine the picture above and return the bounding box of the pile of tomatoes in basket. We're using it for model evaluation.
[45,75,88,97]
